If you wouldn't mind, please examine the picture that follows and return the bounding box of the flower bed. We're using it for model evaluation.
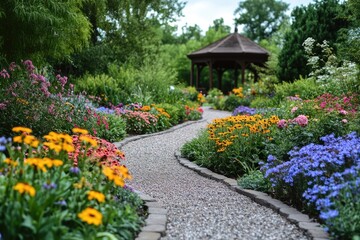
[181,92,360,238]
[0,127,143,239]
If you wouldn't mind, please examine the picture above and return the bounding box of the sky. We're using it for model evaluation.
[174,0,314,35]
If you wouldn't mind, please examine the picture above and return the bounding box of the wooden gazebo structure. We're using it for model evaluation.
[187,31,269,92]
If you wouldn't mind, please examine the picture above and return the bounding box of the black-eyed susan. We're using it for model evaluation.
[4,158,18,167]
[78,207,102,226]
[12,126,32,134]
[72,128,89,135]
[87,190,105,203]
[13,182,36,197]
[79,135,97,148]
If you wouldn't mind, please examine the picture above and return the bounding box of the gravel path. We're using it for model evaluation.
[121,107,310,240]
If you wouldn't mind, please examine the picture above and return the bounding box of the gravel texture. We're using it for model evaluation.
[120,107,310,240]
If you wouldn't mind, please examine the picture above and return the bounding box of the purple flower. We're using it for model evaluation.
[55,200,67,206]
[43,182,57,190]
[70,167,80,174]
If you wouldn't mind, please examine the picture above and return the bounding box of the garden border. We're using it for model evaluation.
[174,150,330,240]
[115,118,207,240]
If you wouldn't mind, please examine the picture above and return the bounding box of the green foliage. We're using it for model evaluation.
[75,74,120,105]
[272,77,322,104]
[250,96,276,108]
[237,170,271,192]
[181,130,214,163]
[107,57,177,105]
[224,94,247,111]
[206,88,224,106]
[0,0,91,63]
[234,0,289,42]
[277,0,349,82]
[98,114,127,143]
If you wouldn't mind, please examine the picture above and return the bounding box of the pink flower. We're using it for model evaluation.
[0,103,7,110]
[294,115,308,127]
[0,69,10,78]
[342,119,348,124]
[277,119,287,129]
[339,109,348,115]
[291,106,298,113]
[320,102,326,109]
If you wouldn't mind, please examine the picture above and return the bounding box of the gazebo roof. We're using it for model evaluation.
[187,32,269,63]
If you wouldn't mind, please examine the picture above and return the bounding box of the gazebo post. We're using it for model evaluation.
[217,68,224,90]
[241,62,246,84]
[190,63,194,86]
[195,64,201,89]
[209,61,213,90]
[234,65,239,88]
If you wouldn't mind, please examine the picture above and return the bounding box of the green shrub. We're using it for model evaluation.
[108,57,177,105]
[206,88,224,105]
[273,77,322,104]
[179,86,198,102]
[181,130,214,164]
[250,96,277,108]
[75,74,120,105]
[237,170,271,192]
[98,114,127,142]
[155,103,182,125]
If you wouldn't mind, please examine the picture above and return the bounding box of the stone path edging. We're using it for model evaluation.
[115,119,206,240]
[174,150,329,240]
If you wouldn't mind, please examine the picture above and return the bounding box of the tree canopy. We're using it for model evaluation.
[234,0,289,42]
[0,0,91,64]
[277,0,349,82]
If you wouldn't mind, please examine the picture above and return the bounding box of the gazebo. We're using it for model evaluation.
[187,30,269,92]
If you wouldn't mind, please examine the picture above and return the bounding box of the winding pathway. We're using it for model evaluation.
[120,107,310,240]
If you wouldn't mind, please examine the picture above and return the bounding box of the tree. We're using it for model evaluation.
[0,0,91,64]
[234,0,289,42]
[277,0,349,82]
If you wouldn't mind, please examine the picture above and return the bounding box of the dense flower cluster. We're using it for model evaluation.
[261,132,360,237]
[207,114,279,153]
[315,93,358,114]
[232,106,257,116]
[277,115,309,129]
[0,127,139,239]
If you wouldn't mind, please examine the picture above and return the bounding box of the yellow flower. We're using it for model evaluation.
[73,177,87,189]
[4,158,18,167]
[79,135,97,147]
[78,207,102,226]
[12,127,32,134]
[72,128,89,135]
[13,135,23,143]
[23,135,40,148]
[25,158,47,172]
[52,159,64,167]
[87,191,105,203]
[102,167,115,180]
[13,182,36,197]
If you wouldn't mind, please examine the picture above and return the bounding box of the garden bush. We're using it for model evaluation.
[0,127,143,239]
[237,170,271,192]
[75,74,120,106]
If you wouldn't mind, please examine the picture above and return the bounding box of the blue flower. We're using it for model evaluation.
[320,210,339,220]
